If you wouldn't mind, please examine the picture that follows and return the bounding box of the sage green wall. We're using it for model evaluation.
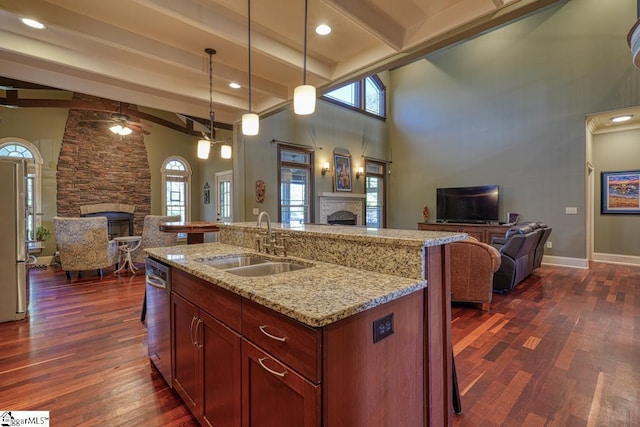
[1,106,67,257]
[237,96,389,223]
[137,107,232,222]
[387,0,640,260]
[593,129,640,256]
[1,104,209,255]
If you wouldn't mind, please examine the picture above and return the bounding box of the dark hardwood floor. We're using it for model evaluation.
[0,262,638,426]
[452,262,639,427]
[0,266,198,427]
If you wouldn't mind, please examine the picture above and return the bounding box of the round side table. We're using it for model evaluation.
[113,236,142,275]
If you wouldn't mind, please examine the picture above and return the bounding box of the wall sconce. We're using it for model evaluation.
[321,162,330,176]
[356,166,364,180]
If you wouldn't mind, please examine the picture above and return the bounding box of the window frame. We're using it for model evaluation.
[161,156,192,238]
[277,144,315,225]
[0,138,43,241]
[364,159,387,228]
[322,75,386,120]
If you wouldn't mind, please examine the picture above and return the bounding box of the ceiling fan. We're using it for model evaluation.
[106,112,150,135]
[80,102,152,136]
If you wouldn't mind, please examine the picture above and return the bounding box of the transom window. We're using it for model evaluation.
[323,75,386,118]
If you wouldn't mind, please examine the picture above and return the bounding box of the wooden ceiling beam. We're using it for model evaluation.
[0,96,232,134]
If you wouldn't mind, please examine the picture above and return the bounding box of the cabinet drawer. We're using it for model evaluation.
[172,269,242,332]
[242,300,321,383]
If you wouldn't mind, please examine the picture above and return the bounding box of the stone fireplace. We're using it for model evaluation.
[318,192,366,225]
[57,93,151,234]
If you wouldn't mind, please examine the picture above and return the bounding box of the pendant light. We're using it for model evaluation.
[294,0,316,115]
[198,48,231,160]
[242,0,259,135]
[220,144,232,159]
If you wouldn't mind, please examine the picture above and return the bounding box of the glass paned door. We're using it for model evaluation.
[216,171,233,222]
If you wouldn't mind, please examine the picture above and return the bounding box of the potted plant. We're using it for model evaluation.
[35,225,51,242]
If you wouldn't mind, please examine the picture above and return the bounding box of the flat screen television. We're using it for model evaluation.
[436,185,500,224]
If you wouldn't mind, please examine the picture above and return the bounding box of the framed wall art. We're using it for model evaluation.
[601,170,640,214]
[333,152,352,192]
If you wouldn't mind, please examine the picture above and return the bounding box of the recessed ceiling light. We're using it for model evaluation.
[20,18,45,29]
[229,82,241,89]
[611,114,633,123]
[316,24,331,36]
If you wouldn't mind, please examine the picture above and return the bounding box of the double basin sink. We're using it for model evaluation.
[197,254,309,277]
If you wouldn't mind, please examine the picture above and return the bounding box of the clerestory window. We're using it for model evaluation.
[323,75,386,118]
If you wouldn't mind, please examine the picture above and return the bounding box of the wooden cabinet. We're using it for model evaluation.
[418,222,509,244]
[172,293,201,414]
[241,299,321,426]
[172,270,242,427]
[172,269,425,427]
[242,339,320,427]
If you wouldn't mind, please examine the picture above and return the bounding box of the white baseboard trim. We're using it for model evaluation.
[541,255,589,269]
[29,255,54,266]
[593,252,640,266]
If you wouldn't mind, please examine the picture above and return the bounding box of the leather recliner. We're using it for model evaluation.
[491,222,550,292]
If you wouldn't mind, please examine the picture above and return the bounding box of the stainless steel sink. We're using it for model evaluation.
[197,255,269,269]
[196,255,310,277]
[224,261,309,277]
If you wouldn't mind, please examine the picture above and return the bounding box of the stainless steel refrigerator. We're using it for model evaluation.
[0,158,27,323]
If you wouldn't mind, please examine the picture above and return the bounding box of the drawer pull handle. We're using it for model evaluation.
[190,316,198,346]
[259,325,287,342]
[195,318,203,349]
[258,357,287,377]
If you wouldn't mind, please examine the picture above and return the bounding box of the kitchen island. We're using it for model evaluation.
[146,223,466,427]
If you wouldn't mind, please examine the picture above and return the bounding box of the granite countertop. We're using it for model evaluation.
[220,222,466,247]
[146,242,426,328]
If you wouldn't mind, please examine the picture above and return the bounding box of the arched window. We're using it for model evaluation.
[323,75,386,118]
[0,138,43,241]
[161,156,192,228]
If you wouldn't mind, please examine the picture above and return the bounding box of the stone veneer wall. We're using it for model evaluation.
[57,93,151,234]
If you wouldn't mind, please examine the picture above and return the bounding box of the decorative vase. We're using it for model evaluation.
[422,205,431,223]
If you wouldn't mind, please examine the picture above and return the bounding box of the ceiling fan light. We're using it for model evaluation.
[220,144,232,159]
[294,85,316,115]
[110,124,132,136]
[242,113,259,135]
[197,139,211,159]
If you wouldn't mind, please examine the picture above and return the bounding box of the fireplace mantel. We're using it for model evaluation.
[318,192,366,225]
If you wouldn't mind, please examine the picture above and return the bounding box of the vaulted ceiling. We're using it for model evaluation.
[1,0,561,124]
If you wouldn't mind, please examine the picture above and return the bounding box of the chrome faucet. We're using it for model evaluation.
[257,211,272,242]
[256,211,287,256]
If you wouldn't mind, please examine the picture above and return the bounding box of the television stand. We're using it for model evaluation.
[418,222,509,244]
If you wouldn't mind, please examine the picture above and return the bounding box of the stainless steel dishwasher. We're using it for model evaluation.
[145,257,172,387]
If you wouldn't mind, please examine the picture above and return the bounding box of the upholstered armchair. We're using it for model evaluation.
[450,237,501,311]
[53,216,119,279]
[131,215,181,264]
